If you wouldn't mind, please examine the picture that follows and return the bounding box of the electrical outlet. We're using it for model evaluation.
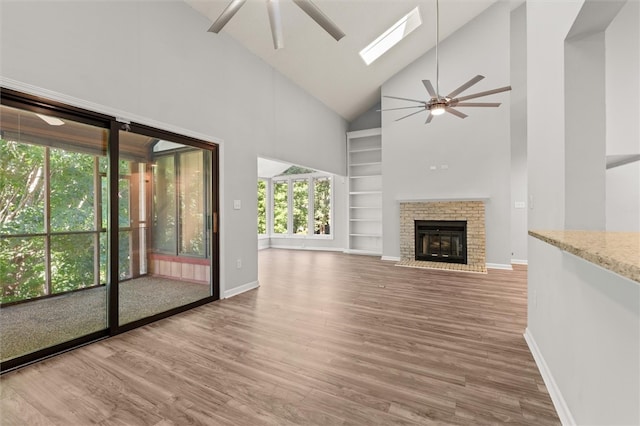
[236,258,242,269]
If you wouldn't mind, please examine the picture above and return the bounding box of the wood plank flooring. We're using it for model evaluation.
[0,249,560,425]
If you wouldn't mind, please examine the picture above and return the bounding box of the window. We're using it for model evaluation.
[292,179,309,235]
[359,6,422,65]
[152,149,208,258]
[0,106,108,304]
[314,177,331,235]
[257,180,267,234]
[273,180,288,234]
[269,171,332,237]
[152,155,176,253]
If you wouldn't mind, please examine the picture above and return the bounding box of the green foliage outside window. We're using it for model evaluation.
[257,180,267,234]
[263,171,331,237]
[152,150,207,257]
[293,180,308,234]
[0,140,45,235]
[0,236,45,302]
[0,139,110,304]
[179,151,205,256]
[273,181,288,233]
[314,178,331,234]
[278,165,315,176]
[152,155,176,253]
[0,138,138,303]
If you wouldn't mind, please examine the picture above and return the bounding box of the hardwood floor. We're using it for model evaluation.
[0,249,560,425]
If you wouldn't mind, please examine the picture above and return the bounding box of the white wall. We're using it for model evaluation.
[381,2,512,266]
[527,0,583,231]
[527,0,640,423]
[348,102,381,132]
[605,0,640,232]
[510,4,528,262]
[564,30,607,230]
[527,237,639,426]
[0,1,347,295]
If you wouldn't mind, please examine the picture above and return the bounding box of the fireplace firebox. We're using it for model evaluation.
[415,220,467,264]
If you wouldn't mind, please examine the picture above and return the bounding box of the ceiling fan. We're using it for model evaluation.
[381,0,511,124]
[208,0,345,50]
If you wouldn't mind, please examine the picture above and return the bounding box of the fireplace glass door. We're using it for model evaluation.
[415,220,467,264]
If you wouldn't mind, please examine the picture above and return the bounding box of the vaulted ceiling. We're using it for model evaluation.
[185,0,500,122]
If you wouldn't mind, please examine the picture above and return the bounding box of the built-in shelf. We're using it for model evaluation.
[347,128,382,256]
[349,147,382,154]
[350,161,382,167]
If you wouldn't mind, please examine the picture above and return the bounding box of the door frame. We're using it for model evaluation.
[0,88,220,372]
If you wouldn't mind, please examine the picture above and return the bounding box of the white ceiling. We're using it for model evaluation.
[185,0,500,122]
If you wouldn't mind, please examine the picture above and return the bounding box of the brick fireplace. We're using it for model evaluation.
[399,200,486,272]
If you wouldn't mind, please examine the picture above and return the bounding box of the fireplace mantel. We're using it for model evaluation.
[397,196,490,203]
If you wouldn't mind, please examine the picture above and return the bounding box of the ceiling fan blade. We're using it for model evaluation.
[383,95,426,104]
[445,107,468,119]
[446,75,484,98]
[425,112,433,124]
[378,106,426,112]
[455,85,512,102]
[266,0,284,49]
[292,0,345,41]
[395,108,427,122]
[422,80,437,98]
[208,0,247,33]
[454,102,501,107]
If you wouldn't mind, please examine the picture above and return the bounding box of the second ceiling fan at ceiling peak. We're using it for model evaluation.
[208,0,345,50]
[381,0,511,124]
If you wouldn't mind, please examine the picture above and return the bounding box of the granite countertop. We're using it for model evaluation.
[529,230,640,284]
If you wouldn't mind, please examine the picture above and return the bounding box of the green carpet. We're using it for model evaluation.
[0,276,210,362]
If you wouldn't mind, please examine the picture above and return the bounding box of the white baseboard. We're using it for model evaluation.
[524,328,575,426]
[511,259,528,265]
[268,245,344,252]
[381,256,401,262]
[486,263,513,270]
[224,280,259,299]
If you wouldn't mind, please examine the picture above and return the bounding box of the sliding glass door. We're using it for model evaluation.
[117,130,214,326]
[0,90,219,371]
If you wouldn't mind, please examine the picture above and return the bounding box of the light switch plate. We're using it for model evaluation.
[515,201,526,209]
[233,200,241,210]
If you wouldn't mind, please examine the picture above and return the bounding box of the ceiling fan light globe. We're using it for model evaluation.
[431,105,446,116]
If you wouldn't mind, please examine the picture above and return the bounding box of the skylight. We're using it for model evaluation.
[359,7,422,66]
